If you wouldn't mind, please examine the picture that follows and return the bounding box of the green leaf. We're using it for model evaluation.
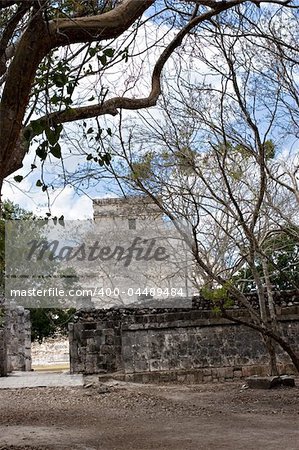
[86,154,93,161]
[31,164,37,170]
[50,143,62,159]
[67,83,74,95]
[56,124,63,135]
[58,215,65,227]
[122,48,129,63]
[36,179,43,187]
[104,48,115,58]
[31,120,45,136]
[99,54,107,66]
[50,94,61,105]
[45,127,58,146]
[14,175,23,183]
[95,129,102,141]
[89,47,97,57]
[104,154,112,165]
[53,73,68,87]
[36,143,47,161]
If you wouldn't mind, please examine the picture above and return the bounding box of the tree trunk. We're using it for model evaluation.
[263,336,279,376]
[0,178,3,219]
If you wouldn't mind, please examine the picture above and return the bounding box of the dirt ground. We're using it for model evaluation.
[0,378,298,450]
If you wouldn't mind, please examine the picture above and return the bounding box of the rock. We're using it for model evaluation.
[280,375,295,387]
[98,385,110,394]
[245,376,281,389]
[245,375,296,389]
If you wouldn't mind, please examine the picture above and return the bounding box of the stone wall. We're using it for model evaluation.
[0,328,7,376]
[5,305,31,372]
[69,310,122,374]
[31,336,69,367]
[69,307,299,380]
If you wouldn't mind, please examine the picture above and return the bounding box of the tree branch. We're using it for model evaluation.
[49,0,155,44]
[31,4,237,129]
[0,0,155,179]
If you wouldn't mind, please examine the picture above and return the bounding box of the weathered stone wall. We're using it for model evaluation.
[31,336,69,367]
[5,305,31,372]
[69,307,299,380]
[69,310,122,374]
[0,328,7,376]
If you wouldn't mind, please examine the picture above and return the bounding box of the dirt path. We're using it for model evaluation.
[0,380,298,450]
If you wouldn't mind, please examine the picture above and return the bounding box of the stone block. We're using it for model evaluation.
[282,363,296,375]
[177,374,186,383]
[82,330,96,339]
[245,376,281,389]
[100,344,115,355]
[193,371,204,382]
[280,375,295,387]
[203,375,212,382]
[84,322,97,330]
[134,359,149,372]
[242,366,260,377]
[149,359,161,371]
[186,373,195,383]
[233,369,242,378]
[105,335,115,345]
[217,367,234,379]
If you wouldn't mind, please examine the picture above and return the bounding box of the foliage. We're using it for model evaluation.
[200,284,235,314]
[95,7,299,373]
[0,201,77,342]
[30,308,75,343]
[233,229,299,293]
[0,0,296,194]
[0,201,35,294]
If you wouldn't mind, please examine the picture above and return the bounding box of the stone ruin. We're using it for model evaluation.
[68,196,299,381]
[69,302,299,382]
[1,196,299,381]
[91,196,191,307]
[0,299,31,376]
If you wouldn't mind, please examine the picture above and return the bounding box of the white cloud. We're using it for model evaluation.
[2,179,93,219]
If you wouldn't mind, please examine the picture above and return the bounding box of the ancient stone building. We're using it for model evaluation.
[0,300,31,376]
[90,196,192,307]
[93,196,164,228]
[69,304,299,381]
[68,197,299,380]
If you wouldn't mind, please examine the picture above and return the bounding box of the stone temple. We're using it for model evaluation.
[93,196,164,227]
[88,196,192,308]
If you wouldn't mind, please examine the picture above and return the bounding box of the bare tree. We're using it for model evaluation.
[0,0,296,203]
[72,7,299,373]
